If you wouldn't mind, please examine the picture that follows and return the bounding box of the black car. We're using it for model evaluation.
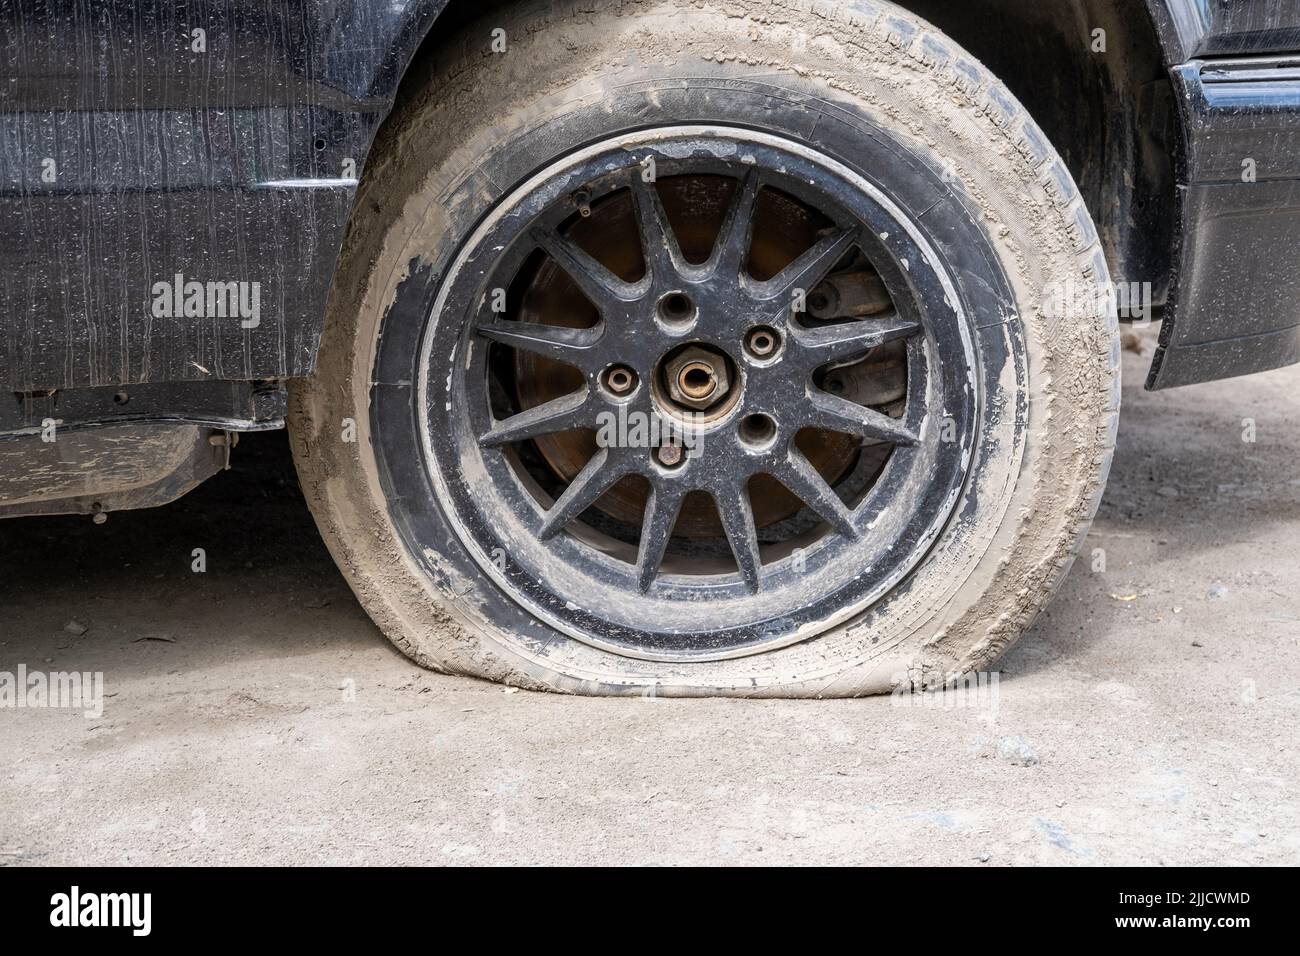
[3,0,1297,695]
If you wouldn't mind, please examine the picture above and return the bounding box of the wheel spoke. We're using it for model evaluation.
[476,320,603,371]
[771,448,859,538]
[709,168,761,279]
[530,227,642,307]
[794,310,920,366]
[630,177,686,281]
[806,388,920,446]
[711,484,762,593]
[538,448,625,540]
[479,390,592,447]
[753,229,857,301]
[634,483,685,593]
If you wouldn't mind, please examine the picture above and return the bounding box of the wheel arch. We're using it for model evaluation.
[381,0,1177,309]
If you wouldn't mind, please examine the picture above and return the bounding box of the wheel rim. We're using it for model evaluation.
[418,126,979,661]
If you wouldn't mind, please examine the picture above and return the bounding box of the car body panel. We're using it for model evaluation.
[1146,56,1300,387]
[0,0,1298,403]
[1146,0,1300,61]
[0,0,444,393]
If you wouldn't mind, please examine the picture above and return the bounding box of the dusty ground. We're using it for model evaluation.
[1,328,1298,866]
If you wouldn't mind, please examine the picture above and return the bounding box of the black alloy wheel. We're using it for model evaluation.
[418,128,976,660]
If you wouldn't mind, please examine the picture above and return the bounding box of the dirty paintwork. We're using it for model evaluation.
[1146,0,1300,62]
[0,0,445,392]
[1,0,1298,399]
[1139,1,1300,388]
[0,420,225,517]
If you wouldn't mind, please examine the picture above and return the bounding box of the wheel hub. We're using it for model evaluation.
[514,175,861,535]
[659,342,735,415]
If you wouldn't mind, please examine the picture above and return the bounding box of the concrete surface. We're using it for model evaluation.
[2,328,1298,866]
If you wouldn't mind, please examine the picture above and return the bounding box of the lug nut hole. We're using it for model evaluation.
[739,413,778,449]
[657,292,695,326]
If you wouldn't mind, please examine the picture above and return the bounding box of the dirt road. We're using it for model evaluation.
[2,328,1298,866]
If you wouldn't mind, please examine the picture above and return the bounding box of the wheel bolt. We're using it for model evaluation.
[656,443,684,467]
[745,325,781,359]
[604,365,637,396]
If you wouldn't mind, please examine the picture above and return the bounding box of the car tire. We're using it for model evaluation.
[288,0,1119,696]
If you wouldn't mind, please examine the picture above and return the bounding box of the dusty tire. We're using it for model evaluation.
[288,0,1119,696]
